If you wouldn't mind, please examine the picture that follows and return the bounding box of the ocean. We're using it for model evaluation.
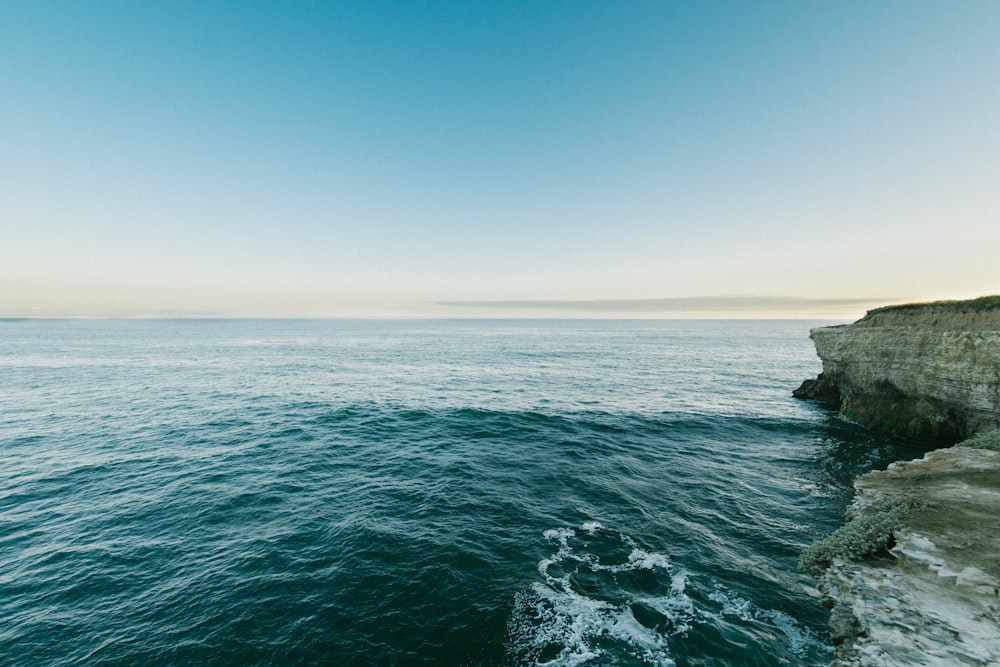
[0,319,928,666]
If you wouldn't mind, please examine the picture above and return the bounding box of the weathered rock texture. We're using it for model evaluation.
[796,297,1000,666]
[818,446,1000,666]
[795,296,1000,442]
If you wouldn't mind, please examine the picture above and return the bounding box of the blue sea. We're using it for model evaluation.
[0,319,928,666]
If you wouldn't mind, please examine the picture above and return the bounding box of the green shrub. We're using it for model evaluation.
[799,495,924,576]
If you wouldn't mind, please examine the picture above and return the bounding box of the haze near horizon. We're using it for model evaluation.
[2,2,998,319]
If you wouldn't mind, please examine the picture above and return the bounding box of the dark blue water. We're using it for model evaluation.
[0,319,928,666]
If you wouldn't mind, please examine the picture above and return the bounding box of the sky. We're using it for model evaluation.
[2,1,998,319]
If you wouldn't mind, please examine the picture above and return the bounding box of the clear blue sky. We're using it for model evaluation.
[2,1,998,317]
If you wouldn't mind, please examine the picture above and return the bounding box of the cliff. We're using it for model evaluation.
[795,297,1000,666]
[815,438,1000,666]
[794,296,1000,442]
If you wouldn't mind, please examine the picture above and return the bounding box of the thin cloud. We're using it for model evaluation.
[436,296,894,313]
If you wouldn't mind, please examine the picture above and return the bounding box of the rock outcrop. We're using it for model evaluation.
[817,443,1000,666]
[795,296,1000,442]
[795,297,1000,665]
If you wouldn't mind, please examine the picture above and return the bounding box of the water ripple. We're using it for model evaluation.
[0,319,929,665]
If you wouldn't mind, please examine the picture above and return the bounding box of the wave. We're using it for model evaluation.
[295,402,822,439]
[506,522,831,666]
[506,522,686,666]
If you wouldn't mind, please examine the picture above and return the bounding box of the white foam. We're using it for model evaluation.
[510,524,830,665]
[508,523,687,665]
[709,586,831,657]
[641,571,699,635]
[539,528,580,579]
[758,608,823,657]
[626,548,672,571]
[708,589,754,622]
[511,582,676,667]
[544,527,576,543]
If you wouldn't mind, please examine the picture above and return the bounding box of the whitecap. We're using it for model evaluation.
[508,523,684,666]
[639,571,700,635]
[708,588,755,622]
[508,582,676,667]
[511,524,829,665]
[626,548,672,571]
[543,527,576,544]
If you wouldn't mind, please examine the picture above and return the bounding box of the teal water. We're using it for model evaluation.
[0,319,928,666]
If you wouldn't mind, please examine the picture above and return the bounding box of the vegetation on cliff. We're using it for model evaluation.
[798,495,924,576]
[861,295,1000,321]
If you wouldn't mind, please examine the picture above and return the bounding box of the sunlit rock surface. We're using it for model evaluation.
[817,446,1000,666]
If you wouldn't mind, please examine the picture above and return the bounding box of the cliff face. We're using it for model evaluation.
[795,297,1000,666]
[794,296,1000,441]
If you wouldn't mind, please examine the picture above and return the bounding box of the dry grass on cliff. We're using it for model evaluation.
[863,294,1000,319]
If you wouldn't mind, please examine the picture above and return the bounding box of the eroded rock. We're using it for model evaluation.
[816,446,1000,666]
[795,297,1000,664]
[795,296,1000,441]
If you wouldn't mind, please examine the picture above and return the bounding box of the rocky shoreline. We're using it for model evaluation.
[795,297,1000,666]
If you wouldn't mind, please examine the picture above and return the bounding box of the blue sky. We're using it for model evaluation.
[2,1,998,317]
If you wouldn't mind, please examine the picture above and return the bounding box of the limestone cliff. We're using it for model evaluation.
[795,296,1000,666]
[794,296,1000,441]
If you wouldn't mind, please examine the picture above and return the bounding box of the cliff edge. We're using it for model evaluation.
[794,296,1000,442]
[795,296,1000,666]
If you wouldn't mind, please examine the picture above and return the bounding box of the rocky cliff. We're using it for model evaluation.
[795,297,1000,666]
[816,439,1000,666]
[794,296,1000,442]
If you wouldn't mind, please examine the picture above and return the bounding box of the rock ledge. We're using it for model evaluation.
[817,446,1000,666]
